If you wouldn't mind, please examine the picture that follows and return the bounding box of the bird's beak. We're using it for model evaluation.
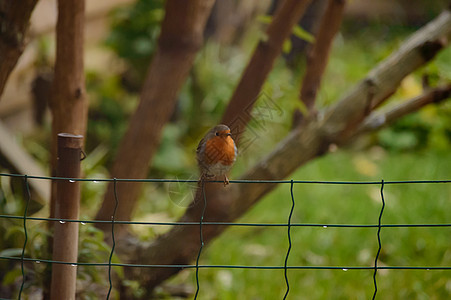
[226,133,232,137]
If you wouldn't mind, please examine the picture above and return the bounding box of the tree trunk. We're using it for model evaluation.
[221,0,312,141]
[0,0,39,98]
[125,8,451,293]
[95,0,216,230]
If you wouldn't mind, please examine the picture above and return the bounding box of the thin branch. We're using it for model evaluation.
[357,84,451,135]
[221,0,312,141]
[297,0,346,118]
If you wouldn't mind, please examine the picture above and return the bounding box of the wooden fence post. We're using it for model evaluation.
[50,133,83,300]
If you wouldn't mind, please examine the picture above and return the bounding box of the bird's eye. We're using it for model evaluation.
[215,132,219,136]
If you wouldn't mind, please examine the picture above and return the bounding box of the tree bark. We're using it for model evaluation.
[294,0,346,125]
[221,0,312,141]
[125,8,451,292]
[0,0,39,98]
[95,0,216,230]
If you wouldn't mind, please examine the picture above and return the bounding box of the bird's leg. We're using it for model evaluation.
[198,173,205,186]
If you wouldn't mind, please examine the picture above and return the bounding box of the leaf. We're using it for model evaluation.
[293,25,315,43]
[283,39,292,54]
[256,14,273,25]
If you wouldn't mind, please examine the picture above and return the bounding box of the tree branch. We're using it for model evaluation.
[221,0,312,141]
[294,0,345,125]
[95,0,216,230]
[356,84,451,135]
[322,8,451,141]
[0,0,39,98]
[125,8,451,293]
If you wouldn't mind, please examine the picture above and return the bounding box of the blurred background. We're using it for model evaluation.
[0,0,450,298]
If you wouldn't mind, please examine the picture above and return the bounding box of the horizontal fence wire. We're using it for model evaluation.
[1,172,451,184]
[2,255,451,270]
[0,173,450,300]
[2,214,451,227]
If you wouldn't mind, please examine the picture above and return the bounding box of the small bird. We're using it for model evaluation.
[196,124,237,186]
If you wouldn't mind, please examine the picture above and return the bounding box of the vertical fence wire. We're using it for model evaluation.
[18,175,31,300]
[106,178,119,299]
[283,180,295,300]
[194,180,207,299]
[372,180,386,299]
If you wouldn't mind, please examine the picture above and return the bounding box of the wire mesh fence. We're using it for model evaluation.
[0,173,450,299]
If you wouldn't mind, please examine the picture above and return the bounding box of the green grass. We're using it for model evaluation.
[171,149,451,299]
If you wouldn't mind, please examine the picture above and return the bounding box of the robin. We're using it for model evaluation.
[196,124,237,186]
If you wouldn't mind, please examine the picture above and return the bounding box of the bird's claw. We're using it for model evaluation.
[198,173,230,187]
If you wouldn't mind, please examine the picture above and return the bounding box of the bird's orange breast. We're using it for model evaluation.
[204,136,236,165]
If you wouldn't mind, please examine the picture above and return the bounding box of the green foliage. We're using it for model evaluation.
[378,103,451,152]
[377,46,451,152]
[77,222,124,296]
[105,0,164,78]
[85,72,138,167]
[0,220,120,298]
[122,280,146,298]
